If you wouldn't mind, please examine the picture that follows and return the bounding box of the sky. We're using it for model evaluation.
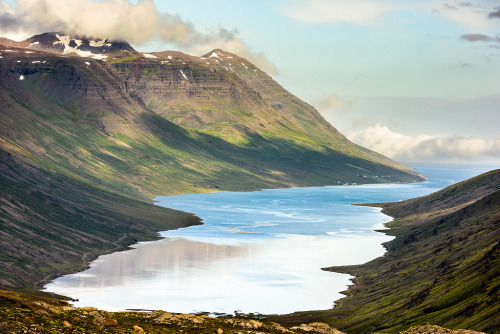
[1,0,499,165]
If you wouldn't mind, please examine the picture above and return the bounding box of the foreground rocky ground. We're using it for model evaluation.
[0,290,487,334]
[0,290,344,334]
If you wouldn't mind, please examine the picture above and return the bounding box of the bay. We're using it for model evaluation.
[43,164,493,314]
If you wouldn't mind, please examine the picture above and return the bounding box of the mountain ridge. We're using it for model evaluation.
[0,32,423,196]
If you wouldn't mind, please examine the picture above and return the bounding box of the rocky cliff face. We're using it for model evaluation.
[109,49,321,139]
[111,51,272,135]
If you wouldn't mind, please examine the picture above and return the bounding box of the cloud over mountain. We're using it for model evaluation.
[0,0,277,73]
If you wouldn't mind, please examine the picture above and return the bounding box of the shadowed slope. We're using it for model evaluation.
[0,150,200,290]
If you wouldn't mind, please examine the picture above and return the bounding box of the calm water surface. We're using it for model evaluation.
[44,164,493,314]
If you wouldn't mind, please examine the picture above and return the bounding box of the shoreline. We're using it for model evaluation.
[37,181,400,301]
[43,183,407,314]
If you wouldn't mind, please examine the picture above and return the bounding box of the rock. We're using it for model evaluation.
[153,312,173,324]
[31,301,50,315]
[34,309,49,316]
[291,322,345,334]
[217,328,223,334]
[62,320,71,327]
[133,325,144,332]
[224,318,263,329]
[269,322,293,333]
[93,316,118,327]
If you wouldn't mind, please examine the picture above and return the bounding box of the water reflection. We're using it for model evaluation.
[65,237,250,287]
[46,232,390,313]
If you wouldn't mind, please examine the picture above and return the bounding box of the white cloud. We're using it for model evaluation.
[436,0,499,29]
[349,123,500,163]
[0,0,277,74]
[277,0,396,25]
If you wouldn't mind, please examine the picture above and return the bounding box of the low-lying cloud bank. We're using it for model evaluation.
[0,0,277,74]
[349,124,500,164]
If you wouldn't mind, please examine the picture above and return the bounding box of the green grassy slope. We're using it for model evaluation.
[0,45,423,199]
[297,170,500,333]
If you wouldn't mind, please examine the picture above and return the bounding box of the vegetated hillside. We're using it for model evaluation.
[0,150,200,290]
[310,169,499,333]
[0,33,423,290]
[0,33,423,198]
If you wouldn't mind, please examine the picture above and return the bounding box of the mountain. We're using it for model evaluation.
[0,32,423,196]
[277,170,499,333]
[0,32,424,290]
[25,32,136,57]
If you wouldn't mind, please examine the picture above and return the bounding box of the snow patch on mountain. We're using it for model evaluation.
[179,70,188,80]
[209,51,220,59]
[53,34,108,60]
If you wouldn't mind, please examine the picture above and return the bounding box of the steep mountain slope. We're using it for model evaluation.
[281,170,499,333]
[0,33,424,290]
[112,47,406,170]
[0,33,423,198]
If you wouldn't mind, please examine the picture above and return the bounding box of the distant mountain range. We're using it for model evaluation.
[0,32,423,289]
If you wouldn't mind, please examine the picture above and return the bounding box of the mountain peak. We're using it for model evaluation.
[202,49,237,60]
[24,32,136,60]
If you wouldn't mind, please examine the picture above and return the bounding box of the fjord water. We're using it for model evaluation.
[44,164,493,314]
